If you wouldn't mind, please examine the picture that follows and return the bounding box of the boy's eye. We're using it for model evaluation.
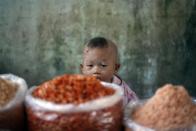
[101,64,107,67]
[87,65,93,67]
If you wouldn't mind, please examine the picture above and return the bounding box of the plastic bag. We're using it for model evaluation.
[124,100,196,131]
[124,84,196,131]
[25,81,123,131]
[0,74,28,131]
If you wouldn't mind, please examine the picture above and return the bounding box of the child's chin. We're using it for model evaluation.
[95,77,105,82]
[96,77,102,81]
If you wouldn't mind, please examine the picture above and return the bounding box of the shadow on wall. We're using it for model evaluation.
[184,1,196,97]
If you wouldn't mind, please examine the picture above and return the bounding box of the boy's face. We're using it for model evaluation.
[81,47,119,83]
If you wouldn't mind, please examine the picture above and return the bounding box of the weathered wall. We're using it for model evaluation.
[0,0,196,98]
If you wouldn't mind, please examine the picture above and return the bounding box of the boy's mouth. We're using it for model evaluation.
[96,77,101,80]
[93,75,102,81]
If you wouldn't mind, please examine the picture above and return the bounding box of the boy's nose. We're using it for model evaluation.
[93,66,101,74]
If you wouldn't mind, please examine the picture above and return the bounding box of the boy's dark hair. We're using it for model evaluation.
[86,37,109,48]
[85,36,120,64]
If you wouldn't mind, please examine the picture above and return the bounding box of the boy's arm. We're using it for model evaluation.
[121,80,138,101]
[113,75,138,104]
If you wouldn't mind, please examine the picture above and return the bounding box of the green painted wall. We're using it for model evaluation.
[0,0,196,98]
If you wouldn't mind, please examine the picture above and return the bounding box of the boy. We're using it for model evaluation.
[80,37,138,105]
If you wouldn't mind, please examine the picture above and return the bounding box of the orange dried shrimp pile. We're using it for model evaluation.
[33,75,115,104]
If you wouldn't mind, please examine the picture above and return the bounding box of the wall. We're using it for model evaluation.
[0,0,196,98]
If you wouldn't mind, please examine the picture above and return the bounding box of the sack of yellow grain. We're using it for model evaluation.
[0,74,27,131]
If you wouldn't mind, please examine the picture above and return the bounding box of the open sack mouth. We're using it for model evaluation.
[25,74,124,131]
[124,84,196,131]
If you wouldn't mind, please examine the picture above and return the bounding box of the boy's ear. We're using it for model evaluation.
[80,64,83,73]
[115,63,120,72]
